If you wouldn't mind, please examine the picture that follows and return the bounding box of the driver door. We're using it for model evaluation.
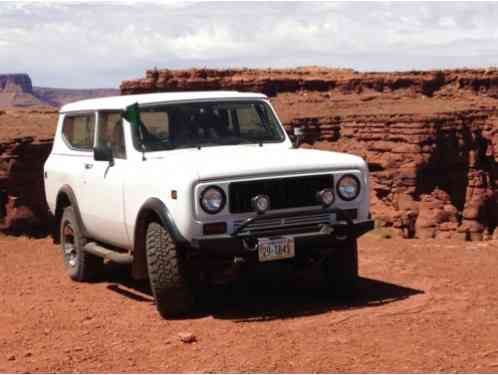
[79,112,130,249]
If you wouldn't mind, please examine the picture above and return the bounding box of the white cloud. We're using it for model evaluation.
[1,2,498,88]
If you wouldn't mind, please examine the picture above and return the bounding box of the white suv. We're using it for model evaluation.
[44,91,373,318]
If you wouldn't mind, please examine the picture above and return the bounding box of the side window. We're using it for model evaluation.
[98,112,126,159]
[62,114,95,150]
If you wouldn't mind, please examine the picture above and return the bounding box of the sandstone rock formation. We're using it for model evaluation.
[0,108,57,235]
[0,137,52,235]
[1,67,497,240]
[121,67,498,99]
[0,74,46,107]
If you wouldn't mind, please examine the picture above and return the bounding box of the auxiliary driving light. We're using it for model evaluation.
[317,188,335,207]
[251,194,271,214]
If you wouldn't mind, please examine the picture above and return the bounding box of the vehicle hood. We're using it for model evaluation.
[148,145,367,181]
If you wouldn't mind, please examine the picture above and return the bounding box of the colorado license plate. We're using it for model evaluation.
[258,237,295,262]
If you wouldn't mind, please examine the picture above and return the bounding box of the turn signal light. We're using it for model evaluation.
[203,222,227,235]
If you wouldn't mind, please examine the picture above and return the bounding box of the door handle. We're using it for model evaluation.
[84,163,93,170]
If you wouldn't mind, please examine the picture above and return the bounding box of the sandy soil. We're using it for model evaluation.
[1,233,498,373]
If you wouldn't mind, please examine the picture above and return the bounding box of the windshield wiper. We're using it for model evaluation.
[247,134,269,147]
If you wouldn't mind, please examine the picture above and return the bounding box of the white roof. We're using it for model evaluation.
[60,91,267,113]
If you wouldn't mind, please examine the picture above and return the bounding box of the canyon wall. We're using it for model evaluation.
[121,67,498,98]
[299,110,498,240]
[0,137,53,235]
[122,68,498,240]
[1,67,497,240]
[0,108,57,235]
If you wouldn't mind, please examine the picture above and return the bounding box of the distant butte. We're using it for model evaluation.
[0,73,119,108]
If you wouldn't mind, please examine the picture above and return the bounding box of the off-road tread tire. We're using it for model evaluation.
[61,207,103,282]
[145,222,193,318]
[323,239,359,298]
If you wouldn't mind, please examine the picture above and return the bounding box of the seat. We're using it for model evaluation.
[111,121,126,158]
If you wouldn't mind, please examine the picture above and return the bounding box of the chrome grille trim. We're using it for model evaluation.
[233,212,334,234]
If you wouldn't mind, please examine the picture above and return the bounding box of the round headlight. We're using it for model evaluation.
[337,174,360,201]
[200,186,226,214]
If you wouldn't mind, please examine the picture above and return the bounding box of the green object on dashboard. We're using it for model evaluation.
[123,102,142,126]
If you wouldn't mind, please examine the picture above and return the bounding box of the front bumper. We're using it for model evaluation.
[191,216,374,258]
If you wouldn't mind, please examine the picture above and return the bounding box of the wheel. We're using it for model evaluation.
[322,239,359,298]
[145,222,193,318]
[60,206,103,281]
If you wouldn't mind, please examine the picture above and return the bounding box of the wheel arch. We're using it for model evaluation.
[131,198,188,279]
[53,185,87,244]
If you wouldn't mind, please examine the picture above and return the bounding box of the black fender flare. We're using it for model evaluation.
[55,185,89,239]
[131,198,188,280]
[134,198,188,246]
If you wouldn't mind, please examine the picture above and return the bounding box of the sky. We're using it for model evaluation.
[2,1,498,89]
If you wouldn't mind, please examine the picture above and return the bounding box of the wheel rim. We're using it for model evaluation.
[62,222,78,268]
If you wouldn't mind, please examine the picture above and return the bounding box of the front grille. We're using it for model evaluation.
[229,174,334,214]
[233,212,334,235]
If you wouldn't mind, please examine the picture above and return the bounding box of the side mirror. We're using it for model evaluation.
[94,144,114,165]
[292,126,304,148]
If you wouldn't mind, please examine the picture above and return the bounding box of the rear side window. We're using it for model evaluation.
[62,114,95,150]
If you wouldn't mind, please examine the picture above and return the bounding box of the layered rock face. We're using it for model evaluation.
[0,137,53,235]
[305,110,498,240]
[1,68,497,239]
[0,108,57,235]
[122,68,498,240]
[121,67,498,98]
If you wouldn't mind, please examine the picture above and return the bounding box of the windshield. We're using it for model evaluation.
[129,100,285,151]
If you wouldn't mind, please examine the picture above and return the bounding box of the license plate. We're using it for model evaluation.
[258,237,295,262]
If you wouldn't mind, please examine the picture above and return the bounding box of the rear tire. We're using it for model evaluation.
[145,222,193,318]
[323,239,359,298]
[60,206,103,282]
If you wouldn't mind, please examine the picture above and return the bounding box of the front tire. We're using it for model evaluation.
[60,206,103,281]
[145,222,193,318]
[323,239,359,297]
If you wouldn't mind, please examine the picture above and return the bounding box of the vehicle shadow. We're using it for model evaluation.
[100,262,424,322]
[200,276,424,322]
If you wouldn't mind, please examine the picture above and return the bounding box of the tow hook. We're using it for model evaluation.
[233,256,246,264]
[242,238,258,252]
[319,224,335,235]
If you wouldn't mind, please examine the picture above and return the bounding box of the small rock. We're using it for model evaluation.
[7,354,15,361]
[178,332,196,343]
[24,351,32,358]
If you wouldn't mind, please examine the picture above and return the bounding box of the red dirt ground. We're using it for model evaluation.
[1,233,498,373]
